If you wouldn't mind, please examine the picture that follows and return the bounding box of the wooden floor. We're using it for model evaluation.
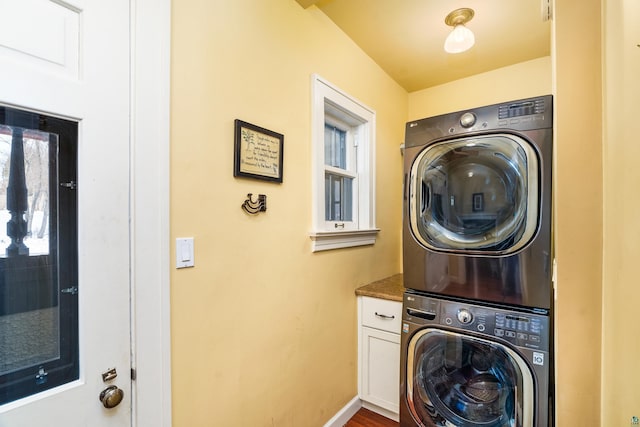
[344,408,399,427]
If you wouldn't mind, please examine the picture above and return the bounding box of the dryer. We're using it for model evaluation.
[403,96,553,310]
[400,292,552,427]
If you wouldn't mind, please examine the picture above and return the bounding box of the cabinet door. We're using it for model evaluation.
[360,326,400,413]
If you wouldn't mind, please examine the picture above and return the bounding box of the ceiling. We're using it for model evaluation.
[298,0,552,92]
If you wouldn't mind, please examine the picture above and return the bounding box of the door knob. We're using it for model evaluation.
[99,385,124,408]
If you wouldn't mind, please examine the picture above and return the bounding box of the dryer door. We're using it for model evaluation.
[406,328,534,427]
[408,134,539,254]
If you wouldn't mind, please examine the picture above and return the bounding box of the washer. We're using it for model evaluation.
[403,96,553,310]
[400,292,552,427]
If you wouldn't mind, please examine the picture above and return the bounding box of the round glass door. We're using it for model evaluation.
[408,134,539,254]
[406,329,534,427]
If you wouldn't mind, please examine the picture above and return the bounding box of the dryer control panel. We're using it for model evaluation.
[404,95,553,149]
[403,292,550,352]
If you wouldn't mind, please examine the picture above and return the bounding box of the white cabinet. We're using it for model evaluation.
[358,296,402,420]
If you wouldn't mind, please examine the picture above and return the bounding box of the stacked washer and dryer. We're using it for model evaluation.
[400,96,554,427]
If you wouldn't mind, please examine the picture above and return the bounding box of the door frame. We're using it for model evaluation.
[131,0,171,425]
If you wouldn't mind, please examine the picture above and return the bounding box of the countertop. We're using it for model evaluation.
[355,274,405,302]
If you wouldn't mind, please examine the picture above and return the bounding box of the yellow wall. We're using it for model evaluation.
[170,1,406,425]
[602,0,640,424]
[553,0,603,425]
[168,1,630,425]
[407,57,552,120]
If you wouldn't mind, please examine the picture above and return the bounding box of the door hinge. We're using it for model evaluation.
[131,368,137,381]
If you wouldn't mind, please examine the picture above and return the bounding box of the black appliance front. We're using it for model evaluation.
[400,293,552,427]
[403,96,553,310]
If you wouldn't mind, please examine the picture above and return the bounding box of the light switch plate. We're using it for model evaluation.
[176,237,194,268]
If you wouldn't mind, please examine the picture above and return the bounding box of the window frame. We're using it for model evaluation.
[324,117,357,226]
[310,74,378,252]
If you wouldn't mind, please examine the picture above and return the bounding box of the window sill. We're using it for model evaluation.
[309,229,380,252]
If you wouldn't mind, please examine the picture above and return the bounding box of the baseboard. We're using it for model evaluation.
[362,401,400,422]
[323,396,362,427]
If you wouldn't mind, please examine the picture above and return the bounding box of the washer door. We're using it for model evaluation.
[408,134,539,254]
[406,329,534,427]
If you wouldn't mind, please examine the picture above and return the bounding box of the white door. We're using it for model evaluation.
[0,0,132,426]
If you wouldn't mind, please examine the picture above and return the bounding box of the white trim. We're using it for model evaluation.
[361,401,400,422]
[0,380,84,413]
[310,74,377,251]
[310,229,380,252]
[322,396,361,427]
[130,0,172,426]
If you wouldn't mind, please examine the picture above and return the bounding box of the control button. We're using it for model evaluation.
[457,309,473,324]
[510,118,520,125]
[477,324,486,332]
[517,333,528,340]
[505,330,516,338]
[529,335,541,342]
[494,328,505,337]
[460,112,476,128]
[445,317,453,325]
[533,352,545,366]
[498,120,508,126]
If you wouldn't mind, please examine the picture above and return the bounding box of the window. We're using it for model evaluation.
[324,122,353,222]
[310,75,378,251]
[0,107,78,405]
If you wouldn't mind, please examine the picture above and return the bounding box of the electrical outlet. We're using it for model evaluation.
[631,415,639,426]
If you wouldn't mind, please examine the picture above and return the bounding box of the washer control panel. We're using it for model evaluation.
[403,292,550,351]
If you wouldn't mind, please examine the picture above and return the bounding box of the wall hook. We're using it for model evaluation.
[241,193,267,215]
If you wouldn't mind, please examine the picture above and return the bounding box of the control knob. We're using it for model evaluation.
[460,112,476,128]
[457,309,473,324]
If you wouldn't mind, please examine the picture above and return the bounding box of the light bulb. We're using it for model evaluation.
[444,24,475,54]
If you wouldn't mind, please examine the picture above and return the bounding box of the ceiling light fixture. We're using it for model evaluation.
[444,8,475,54]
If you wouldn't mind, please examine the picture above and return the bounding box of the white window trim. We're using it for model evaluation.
[310,74,379,252]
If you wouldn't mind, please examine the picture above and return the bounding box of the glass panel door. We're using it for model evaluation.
[0,107,78,404]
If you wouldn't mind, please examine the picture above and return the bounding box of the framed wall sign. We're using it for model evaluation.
[234,119,284,183]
